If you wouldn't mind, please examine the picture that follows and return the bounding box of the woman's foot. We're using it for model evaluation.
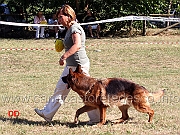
[34,108,51,122]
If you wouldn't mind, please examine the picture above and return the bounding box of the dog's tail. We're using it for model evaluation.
[148,89,165,102]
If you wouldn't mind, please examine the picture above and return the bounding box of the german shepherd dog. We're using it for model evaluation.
[62,65,164,126]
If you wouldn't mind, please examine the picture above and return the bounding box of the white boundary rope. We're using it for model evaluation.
[0,15,180,27]
[0,15,179,51]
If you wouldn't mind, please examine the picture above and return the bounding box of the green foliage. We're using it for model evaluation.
[2,0,180,34]
[79,0,171,34]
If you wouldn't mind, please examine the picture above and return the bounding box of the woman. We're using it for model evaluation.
[83,10,100,38]
[33,11,47,39]
[34,5,100,124]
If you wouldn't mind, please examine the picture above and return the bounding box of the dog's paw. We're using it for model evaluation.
[74,118,79,124]
[111,118,129,124]
[97,122,103,127]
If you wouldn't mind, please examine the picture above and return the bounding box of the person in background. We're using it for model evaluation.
[48,14,65,39]
[83,9,100,38]
[34,5,100,125]
[33,11,47,39]
[14,6,26,23]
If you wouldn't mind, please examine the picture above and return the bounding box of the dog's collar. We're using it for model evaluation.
[85,79,103,96]
[85,79,98,95]
[85,84,94,95]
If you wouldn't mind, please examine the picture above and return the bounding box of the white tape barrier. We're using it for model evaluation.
[0,15,180,27]
[80,16,180,26]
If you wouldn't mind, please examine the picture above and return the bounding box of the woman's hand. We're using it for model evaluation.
[59,57,65,66]
[58,33,81,66]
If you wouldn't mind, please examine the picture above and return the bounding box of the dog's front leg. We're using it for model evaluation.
[97,106,107,126]
[74,105,96,124]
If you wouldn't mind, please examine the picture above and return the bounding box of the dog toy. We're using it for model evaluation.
[55,39,64,52]
[40,21,47,25]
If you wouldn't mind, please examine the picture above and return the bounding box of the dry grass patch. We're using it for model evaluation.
[0,36,180,135]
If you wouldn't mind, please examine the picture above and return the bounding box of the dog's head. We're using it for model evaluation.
[62,64,83,89]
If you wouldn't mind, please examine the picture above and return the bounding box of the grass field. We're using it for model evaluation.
[0,35,180,135]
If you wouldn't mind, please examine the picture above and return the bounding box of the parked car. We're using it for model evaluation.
[169,9,180,28]
[149,9,180,28]
[149,20,166,28]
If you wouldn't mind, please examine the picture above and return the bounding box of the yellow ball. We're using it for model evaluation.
[55,39,64,52]
[40,21,47,25]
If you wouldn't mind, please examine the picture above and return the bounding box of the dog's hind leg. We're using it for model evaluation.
[132,88,155,122]
[74,105,96,124]
[112,105,130,123]
[133,101,154,122]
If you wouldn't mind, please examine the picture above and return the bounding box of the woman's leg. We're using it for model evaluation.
[81,63,100,123]
[40,27,45,38]
[35,66,76,121]
[33,26,40,38]
[35,64,100,123]
[88,25,93,37]
[96,24,101,38]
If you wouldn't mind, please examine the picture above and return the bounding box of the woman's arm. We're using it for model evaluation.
[59,32,81,66]
[34,16,40,24]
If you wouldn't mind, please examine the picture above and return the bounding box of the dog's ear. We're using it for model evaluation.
[75,64,83,73]
[69,68,74,75]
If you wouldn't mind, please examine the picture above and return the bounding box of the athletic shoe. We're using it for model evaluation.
[34,108,51,122]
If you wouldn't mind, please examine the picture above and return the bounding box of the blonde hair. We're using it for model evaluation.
[56,5,76,21]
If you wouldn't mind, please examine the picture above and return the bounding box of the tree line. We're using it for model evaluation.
[1,0,180,36]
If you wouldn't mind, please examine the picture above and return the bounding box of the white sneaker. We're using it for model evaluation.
[34,108,51,122]
[46,33,49,38]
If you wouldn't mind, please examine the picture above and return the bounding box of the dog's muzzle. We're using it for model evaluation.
[62,76,70,89]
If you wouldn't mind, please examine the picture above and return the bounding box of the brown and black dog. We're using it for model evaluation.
[62,65,164,126]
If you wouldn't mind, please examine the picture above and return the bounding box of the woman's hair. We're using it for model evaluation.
[56,5,76,21]
[37,11,43,16]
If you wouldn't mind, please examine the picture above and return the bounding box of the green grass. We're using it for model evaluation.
[0,35,180,135]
